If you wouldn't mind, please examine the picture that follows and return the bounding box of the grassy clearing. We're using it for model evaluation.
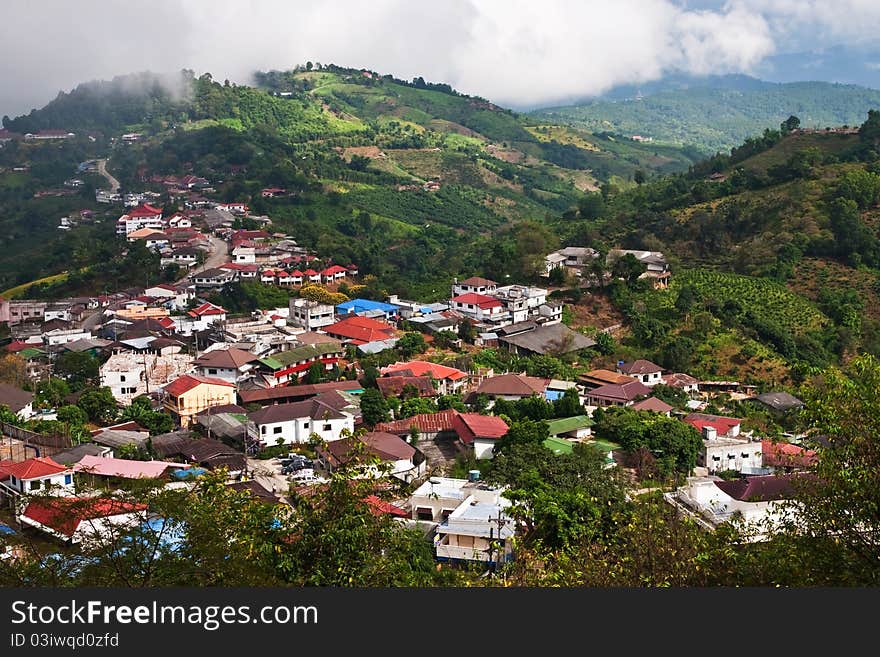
[1,271,70,299]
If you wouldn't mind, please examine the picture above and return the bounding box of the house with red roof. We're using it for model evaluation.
[380,360,468,395]
[115,203,165,235]
[187,302,227,326]
[304,269,321,284]
[321,264,349,284]
[684,413,742,439]
[261,187,287,197]
[162,374,236,427]
[450,292,507,325]
[323,316,398,346]
[452,413,509,459]
[375,409,461,440]
[19,497,147,545]
[260,269,278,284]
[0,457,74,497]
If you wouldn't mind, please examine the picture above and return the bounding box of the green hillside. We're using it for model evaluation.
[534,79,880,153]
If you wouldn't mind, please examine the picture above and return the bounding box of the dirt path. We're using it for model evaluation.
[96,158,120,193]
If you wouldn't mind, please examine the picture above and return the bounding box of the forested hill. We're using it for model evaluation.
[533,77,880,154]
[0,66,700,296]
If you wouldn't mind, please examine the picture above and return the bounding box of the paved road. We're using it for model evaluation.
[96,158,120,193]
[175,235,229,285]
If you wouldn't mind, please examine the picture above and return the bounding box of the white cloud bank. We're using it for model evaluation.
[1,0,879,116]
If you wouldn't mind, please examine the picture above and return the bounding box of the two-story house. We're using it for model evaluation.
[162,374,237,428]
[617,359,664,386]
[192,347,260,384]
[248,394,356,446]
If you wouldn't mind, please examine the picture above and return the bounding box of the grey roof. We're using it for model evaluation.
[91,430,149,450]
[195,413,248,442]
[751,392,805,412]
[150,430,197,458]
[62,337,111,352]
[357,337,399,354]
[249,397,347,425]
[0,384,34,413]
[499,323,596,356]
[49,443,112,466]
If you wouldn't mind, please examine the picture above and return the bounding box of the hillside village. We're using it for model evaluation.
[0,179,816,569]
[1,66,878,587]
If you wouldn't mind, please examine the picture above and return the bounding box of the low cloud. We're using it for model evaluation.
[1,0,878,117]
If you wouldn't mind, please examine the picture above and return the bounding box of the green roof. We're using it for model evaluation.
[19,348,46,359]
[585,439,620,453]
[545,415,594,436]
[258,342,341,370]
[543,436,574,455]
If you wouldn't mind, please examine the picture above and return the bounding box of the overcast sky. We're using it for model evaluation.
[3,0,880,117]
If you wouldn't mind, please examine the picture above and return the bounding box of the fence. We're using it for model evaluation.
[0,421,72,460]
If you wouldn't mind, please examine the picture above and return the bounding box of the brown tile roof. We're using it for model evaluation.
[376,376,436,398]
[249,397,347,425]
[617,359,663,375]
[631,397,673,413]
[475,373,549,397]
[320,431,415,467]
[193,347,260,370]
[0,383,34,413]
[715,474,802,502]
[238,380,364,405]
[375,409,460,435]
[586,380,652,403]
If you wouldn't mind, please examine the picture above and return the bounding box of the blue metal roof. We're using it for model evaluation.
[336,298,400,315]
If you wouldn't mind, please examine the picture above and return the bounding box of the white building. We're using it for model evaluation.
[248,396,356,446]
[668,475,798,541]
[0,458,75,499]
[288,299,336,331]
[409,477,514,564]
[617,359,664,387]
[696,426,763,475]
[99,352,194,406]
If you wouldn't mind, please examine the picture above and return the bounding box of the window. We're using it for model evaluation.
[120,375,126,382]
[29,481,40,491]
[712,455,721,461]
[64,474,72,485]
[208,368,217,375]
[741,453,750,459]
[323,423,332,431]
[303,422,309,429]
[416,507,434,521]
[727,454,735,460]
[273,427,282,434]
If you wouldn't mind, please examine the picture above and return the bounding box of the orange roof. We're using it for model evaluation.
[0,457,69,480]
[381,360,467,381]
[164,374,234,397]
[375,409,460,435]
